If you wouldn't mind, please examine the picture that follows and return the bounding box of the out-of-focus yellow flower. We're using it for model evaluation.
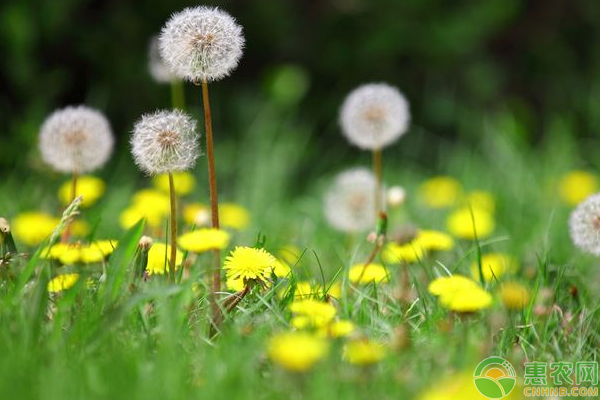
[152,171,196,196]
[224,246,276,284]
[325,281,342,299]
[419,371,523,400]
[272,259,291,278]
[279,244,302,265]
[119,206,166,230]
[413,230,454,252]
[267,332,328,372]
[178,228,230,253]
[464,190,495,213]
[418,176,462,208]
[47,273,79,293]
[58,176,105,207]
[343,339,386,365]
[41,240,117,264]
[382,242,424,264]
[182,203,210,226]
[11,212,58,246]
[290,299,337,329]
[220,203,250,230]
[70,220,90,237]
[429,275,492,312]
[132,189,171,212]
[447,207,495,239]
[500,281,531,310]
[319,320,355,338]
[146,243,184,275]
[558,170,599,206]
[471,253,518,283]
[349,263,389,284]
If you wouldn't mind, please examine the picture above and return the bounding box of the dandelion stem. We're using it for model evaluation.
[372,149,382,215]
[168,172,178,283]
[171,80,185,110]
[201,78,222,331]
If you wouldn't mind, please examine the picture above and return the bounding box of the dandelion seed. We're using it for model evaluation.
[39,106,114,174]
[324,168,379,233]
[148,36,177,83]
[387,185,406,207]
[340,83,410,150]
[131,110,200,175]
[569,193,600,255]
[159,6,244,82]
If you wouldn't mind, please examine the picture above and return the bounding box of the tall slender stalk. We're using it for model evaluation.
[200,78,222,330]
[372,148,383,215]
[168,172,178,283]
[171,80,185,110]
[61,172,78,243]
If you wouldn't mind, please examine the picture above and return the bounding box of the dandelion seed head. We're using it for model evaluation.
[569,193,600,255]
[148,36,177,83]
[340,83,410,150]
[131,110,200,175]
[39,106,114,173]
[159,6,244,82]
[324,168,379,233]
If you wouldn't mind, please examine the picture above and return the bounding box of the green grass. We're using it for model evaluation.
[1,99,599,400]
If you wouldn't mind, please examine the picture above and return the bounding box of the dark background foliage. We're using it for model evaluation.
[1,0,599,174]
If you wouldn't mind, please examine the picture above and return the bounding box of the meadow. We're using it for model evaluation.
[1,3,600,400]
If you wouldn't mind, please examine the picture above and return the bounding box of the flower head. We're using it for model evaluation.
[152,171,195,196]
[418,176,462,209]
[58,175,105,207]
[429,275,492,313]
[12,212,59,246]
[569,193,600,255]
[324,168,379,233]
[471,253,517,283]
[349,263,389,284]
[267,332,328,372]
[47,273,79,293]
[382,242,424,264]
[39,106,114,173]
[343,339,386,365]
[224,246,276,284]
[340,83,410,150]
[131,110,200,175]
[41,240,117,264]
[159,6,244,82]
[290,299,337,329]
[500,281,531,310]
[148,36,177,83]
[559,171,598,206]
[447,207,495,240]
[178,228,230,253]
[146,242,184,275]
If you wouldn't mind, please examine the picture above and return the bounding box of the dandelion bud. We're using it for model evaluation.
[340,83,410,150]
[0,218,9,234]
[138,235,154,250]
[324,168,380,233]
[159,6,245,82]
[131,110,200,175]
[569,193,600,255]
[39,106,114,173]
[387,186,406,207]
[148,36,176,83]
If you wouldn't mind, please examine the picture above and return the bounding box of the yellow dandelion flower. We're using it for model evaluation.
[119,205,166,230]
[182,203,210,226]
[558,170,599,206]
[224,246,276,283]
[42,240,117,264]
[40,242,70,259]
[325,281,342,299]
[413,230,454,252]
[146,243,184,275]
[382,242,424,264]
[152,171,196,196]
[279,244,302,265]
[319,320,355,338]
[272,258,291,278]
[12,212,58,246]
[70,219,90,237]
[47,273,79,293]
[418,176,462,208]
[343,339,386,365]
[220,203,250,230]
[471,253,518,283]
[500,281,531,310]
[225,277,246,292]
[279,281,319,299]
[348,263,389,284]
[290,299,337,329]
[428,275,479,296]
[447,207,495,239]
[132,189,171,213]
[439,286,492,312]
[178,228,230,253]
[58,175,105,207]
[267,332,328,372]
[464,190,495,213]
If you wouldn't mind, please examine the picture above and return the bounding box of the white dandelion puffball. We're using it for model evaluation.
[159,6,244,82]
[39,106,114,173]
[340,83,410,150]
[324,168,380,233]
[131,110,200,175]
[569,193,600,255]
[148,36,176,83]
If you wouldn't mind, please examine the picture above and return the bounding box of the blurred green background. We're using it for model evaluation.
[2,0,600,177]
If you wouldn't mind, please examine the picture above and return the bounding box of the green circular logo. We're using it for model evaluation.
[473,357,517,399]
